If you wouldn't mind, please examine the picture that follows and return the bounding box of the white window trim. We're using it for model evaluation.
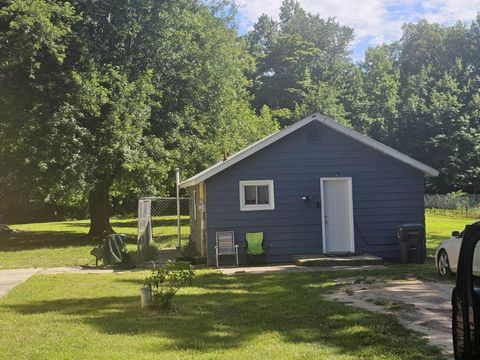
[239,180,275,211]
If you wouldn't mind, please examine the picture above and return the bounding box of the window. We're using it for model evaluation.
[239,180,275,211]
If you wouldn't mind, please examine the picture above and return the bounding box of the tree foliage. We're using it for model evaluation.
[0,0,278,229]
[246,2,480,193]
[246,0,353,126]
[1,0,480,226]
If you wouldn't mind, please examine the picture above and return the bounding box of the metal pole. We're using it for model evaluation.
[176,168,181,248]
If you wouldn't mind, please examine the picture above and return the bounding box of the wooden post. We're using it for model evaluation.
[176,168,181,248]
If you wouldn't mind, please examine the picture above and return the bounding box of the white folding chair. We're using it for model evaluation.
[215,231,239,267]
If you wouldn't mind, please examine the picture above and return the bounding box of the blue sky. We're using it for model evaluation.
[234,0,480,61]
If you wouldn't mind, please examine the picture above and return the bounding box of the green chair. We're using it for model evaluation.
[246,232,265,264]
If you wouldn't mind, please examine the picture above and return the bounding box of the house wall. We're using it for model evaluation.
[204,122,426,265]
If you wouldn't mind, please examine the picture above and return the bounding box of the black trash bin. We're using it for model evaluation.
[397,223,425,264]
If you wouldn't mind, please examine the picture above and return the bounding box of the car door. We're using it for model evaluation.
[452,221,480,359]
[450,234,463,273]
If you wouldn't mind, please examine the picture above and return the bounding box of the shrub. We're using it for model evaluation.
[144,260,195,311]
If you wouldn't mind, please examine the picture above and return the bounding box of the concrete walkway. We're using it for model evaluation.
[0,266,128,298]
[219,264,385,276]
[0,268,42,298]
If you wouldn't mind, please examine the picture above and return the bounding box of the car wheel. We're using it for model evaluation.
[438,249,453,277]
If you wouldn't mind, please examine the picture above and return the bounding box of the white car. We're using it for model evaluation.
[435,230,462,276]
[435,229,480,276]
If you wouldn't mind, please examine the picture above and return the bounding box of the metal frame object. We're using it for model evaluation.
[215,231,239,267]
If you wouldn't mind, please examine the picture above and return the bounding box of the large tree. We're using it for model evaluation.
[246,0,354,126]
[360,45,400,141]
[392,20,480,192]
[0,0,277,232]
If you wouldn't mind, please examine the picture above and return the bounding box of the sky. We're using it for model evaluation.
[235,0,480,61]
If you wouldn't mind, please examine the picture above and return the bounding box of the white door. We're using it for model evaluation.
[321,178,354,253]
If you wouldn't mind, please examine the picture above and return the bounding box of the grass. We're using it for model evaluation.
[425,210,477,256]
[0,211,477,270]
[0,212,470,358]
[0,269,443,360]
[0,216,189,269]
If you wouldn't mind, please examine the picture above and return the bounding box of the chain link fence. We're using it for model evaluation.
[425,194,480,217]
[137,197,190,262]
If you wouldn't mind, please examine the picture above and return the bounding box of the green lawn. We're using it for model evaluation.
[0,216,189,269]
[425,210,477,255]
[0,269,443,360]
[0,212,477,270]
[0,212,471,358]
[0,212,476,270]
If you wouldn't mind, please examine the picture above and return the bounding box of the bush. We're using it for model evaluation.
[144,260,195,311]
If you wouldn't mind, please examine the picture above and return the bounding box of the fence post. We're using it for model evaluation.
[176,168,181,249]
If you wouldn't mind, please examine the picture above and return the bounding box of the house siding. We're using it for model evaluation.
[204,122,425,265]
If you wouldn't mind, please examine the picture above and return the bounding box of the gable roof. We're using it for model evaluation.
[180,113,439,188]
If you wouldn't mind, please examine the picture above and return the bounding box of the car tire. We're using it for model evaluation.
[438,249,453,277]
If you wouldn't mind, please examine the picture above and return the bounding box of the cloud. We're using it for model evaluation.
[235,0,480,57]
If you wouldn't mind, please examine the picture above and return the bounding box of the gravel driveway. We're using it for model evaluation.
[327,277,454,357]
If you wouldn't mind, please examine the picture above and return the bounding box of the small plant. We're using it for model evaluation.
[144,260,195,311]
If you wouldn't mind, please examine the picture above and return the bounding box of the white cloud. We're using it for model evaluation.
[236,0,480,53]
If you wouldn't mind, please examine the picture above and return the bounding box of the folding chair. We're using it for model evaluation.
[246,232,265,264]
[215,231,239,267]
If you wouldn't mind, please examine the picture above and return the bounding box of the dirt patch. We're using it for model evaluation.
[327,277,454,357]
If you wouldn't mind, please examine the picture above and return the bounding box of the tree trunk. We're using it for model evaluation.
[88,183,114,237]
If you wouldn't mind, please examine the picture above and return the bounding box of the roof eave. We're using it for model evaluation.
[179,114,319,187]
[179,113,439,187]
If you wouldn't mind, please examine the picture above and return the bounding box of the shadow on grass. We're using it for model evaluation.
[0,230,139,252]
[65,218,189,230]
[0,232,94,252]
[0,231,185,255]
[4,272,442,359]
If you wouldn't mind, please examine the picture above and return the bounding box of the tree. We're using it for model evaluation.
[0,0,277,232]
[0,0,80,222]
[361,45,400,140]
[246,14,278,57]
[292,69,346,123]
[246,0,353,125]
[392,19,480,193]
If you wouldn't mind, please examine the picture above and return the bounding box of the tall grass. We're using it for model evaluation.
[425,194,480,218]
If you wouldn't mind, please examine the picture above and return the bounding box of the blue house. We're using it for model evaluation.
[180,114,438,266]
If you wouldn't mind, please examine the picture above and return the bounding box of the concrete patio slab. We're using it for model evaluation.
[294,254,383,267]
[219,264,385,276]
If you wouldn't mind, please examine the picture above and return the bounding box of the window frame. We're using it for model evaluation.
[239,180,275,211]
